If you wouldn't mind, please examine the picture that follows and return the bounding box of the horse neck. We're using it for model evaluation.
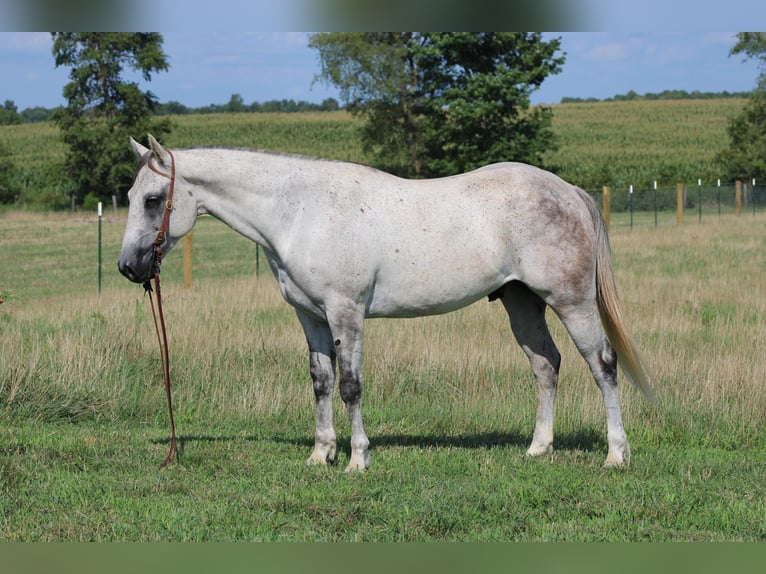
[183,148,306,251]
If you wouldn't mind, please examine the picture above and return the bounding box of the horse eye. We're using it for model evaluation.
[145,195,161,209]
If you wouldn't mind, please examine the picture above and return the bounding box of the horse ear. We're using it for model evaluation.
[130,137,149,158]
[147,134,169,165]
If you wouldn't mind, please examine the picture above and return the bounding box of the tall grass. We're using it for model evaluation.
[2,210,766,443]
[2,211,766,540]
[544,99,745,189]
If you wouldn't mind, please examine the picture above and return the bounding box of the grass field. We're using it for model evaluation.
[0,98,748,210]
[1,100,764,541]
[545,98,744,189]
[1,207,765,541]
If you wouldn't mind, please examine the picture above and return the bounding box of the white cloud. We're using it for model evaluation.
[585,42,631,62]
[0,32,51,52]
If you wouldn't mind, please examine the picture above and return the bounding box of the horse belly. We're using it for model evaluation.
[364,252,510,318]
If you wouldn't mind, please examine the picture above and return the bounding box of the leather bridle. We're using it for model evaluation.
[143,148,178,467]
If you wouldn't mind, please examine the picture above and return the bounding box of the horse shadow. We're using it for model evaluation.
[152,427,605,459]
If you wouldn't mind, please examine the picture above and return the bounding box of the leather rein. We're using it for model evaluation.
[143,149,178,467]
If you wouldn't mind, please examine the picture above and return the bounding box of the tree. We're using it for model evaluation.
[0,100,22,125]
[717,33,766,181]
[309,32,564,177]
[226,93,246,113]
[51,33,172,203]
[0,141,20,204]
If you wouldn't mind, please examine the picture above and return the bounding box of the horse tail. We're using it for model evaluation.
[577,187,655,402]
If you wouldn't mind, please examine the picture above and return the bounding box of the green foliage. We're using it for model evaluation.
[310,32,564,177]
[19,106,54,123]
[0,142,20,203]
[562,89,751,104]
[50,33,172,203]
[716,90,766,181]
[716,33,766,182]
[0,100,22,126]
[728,32,766,78]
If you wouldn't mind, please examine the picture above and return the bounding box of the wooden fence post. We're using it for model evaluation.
[735,180,742,216]
[676,183,684,225]
[602,186,610,230]
[183,233,193,288]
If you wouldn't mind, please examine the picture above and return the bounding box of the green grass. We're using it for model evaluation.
[1,100,765,541]
[2,210,766,541]
[2,418,762,541]
[544,98,745,189]
[0,99,747,210]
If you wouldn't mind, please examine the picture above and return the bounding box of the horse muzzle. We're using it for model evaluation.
[118,248,156,284]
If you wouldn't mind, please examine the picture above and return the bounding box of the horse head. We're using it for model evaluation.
[118,135,197,283]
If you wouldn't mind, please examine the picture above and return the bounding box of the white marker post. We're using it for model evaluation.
[717,179,721,217]
[98,202,103,296]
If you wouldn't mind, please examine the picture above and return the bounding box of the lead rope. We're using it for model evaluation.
[144,148,178,467]
[144,274,177,466]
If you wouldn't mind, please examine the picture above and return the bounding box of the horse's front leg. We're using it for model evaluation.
[328,304,370,472]
[296,311,337,466]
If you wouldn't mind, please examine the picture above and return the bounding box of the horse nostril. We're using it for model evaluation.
[118,260,135,280]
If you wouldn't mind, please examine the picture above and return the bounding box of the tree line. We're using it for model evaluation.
[0,96,342,126]
[561,89,752,104]
[2,88,752,128]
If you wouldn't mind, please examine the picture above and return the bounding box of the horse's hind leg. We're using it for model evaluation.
[296,310,338,466]
[499,281,561,457]
[554,302,629,467]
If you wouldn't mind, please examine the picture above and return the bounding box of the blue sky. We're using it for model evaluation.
[0,32,763,110]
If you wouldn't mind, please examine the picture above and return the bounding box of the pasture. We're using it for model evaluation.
[0,98,748,210]
[1,207,765,541]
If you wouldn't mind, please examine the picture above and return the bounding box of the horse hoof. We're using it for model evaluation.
[526,444,553,457]
[344,452,370,472]
[306,447,336,466]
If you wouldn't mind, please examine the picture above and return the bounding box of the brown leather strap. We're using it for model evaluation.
[146,273,177,467]
[144,146,178,467]
[148,149,176,259]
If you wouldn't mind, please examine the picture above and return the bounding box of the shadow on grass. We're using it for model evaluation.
[151,427,605,456]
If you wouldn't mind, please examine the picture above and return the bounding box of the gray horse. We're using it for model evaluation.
[119,135,653,471]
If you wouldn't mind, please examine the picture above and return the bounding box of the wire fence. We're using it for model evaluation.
[585,181,766,229]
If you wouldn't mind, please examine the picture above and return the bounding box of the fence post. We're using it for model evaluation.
[676,183,684,225]
[98,202,102,296]
[602,186,610,230]
[753,178,757,216]
[717,179,721,217]
[736,180,742,216]
[183,233,193,288]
